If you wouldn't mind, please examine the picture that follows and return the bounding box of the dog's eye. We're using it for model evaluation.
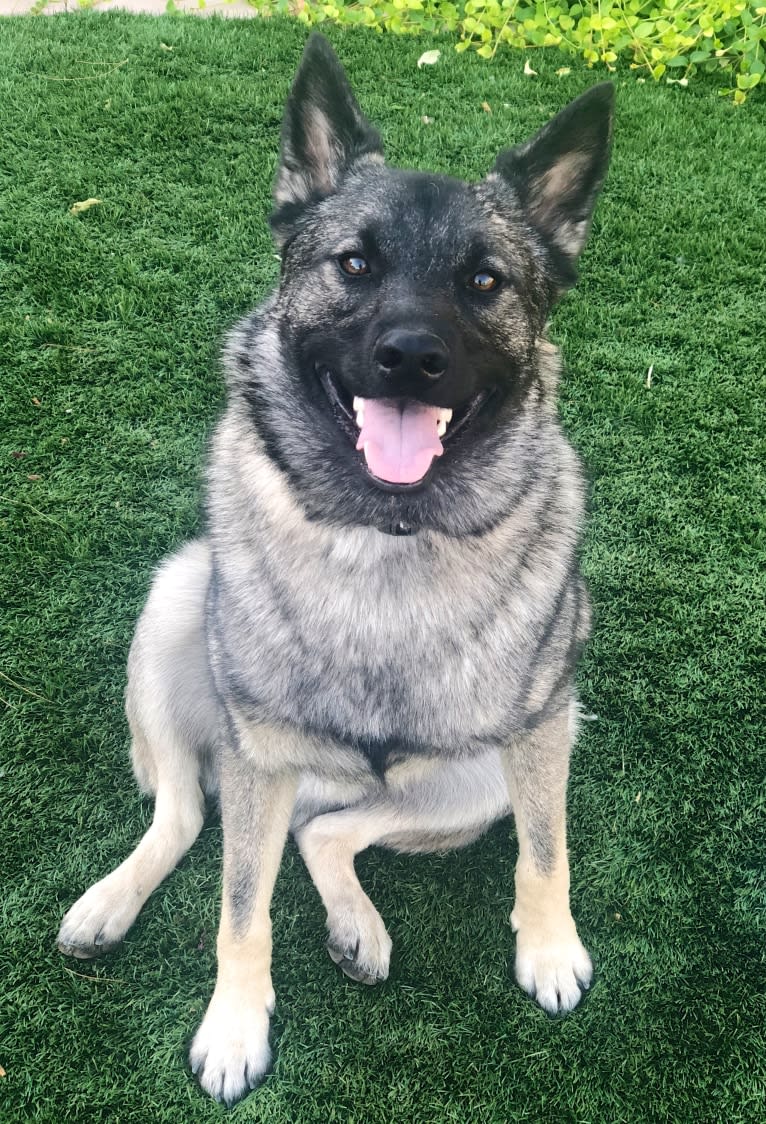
[470,270,501,293]
[338,254,370,277]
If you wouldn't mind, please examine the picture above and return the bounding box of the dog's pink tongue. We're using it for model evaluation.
[355,398,444,484]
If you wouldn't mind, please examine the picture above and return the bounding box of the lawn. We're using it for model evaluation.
[1,14,764,1122]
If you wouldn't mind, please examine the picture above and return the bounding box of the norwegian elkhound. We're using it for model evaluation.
[57,34,614,1105]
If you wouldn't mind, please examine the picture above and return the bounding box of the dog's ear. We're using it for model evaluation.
[274,34,383,214]
[493,84,614,278]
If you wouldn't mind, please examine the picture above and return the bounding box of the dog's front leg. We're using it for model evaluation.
[502,708,592,1015]
[190,729,297,1106]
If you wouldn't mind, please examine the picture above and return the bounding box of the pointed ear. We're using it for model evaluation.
[273,34,383,213]
[493,83,614,276]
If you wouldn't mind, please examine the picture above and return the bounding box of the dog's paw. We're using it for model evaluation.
[189,993,272,1106]
[57,874,138,958]
[326,900,392,985]
[513,919,592,1015]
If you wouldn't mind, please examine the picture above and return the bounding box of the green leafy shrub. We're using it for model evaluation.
[30,0,766,100]
[276,0,766,101]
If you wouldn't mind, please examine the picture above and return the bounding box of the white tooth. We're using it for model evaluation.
[353,397,364,412]
[439,408,453,424]
[437,419,447,437]
[355,408,365,428]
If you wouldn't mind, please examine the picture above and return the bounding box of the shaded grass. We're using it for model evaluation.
[1,14,764,1123]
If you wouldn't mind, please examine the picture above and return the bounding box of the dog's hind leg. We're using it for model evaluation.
[56,749,206,958]
[296,803,395,985]
[57,540,215,959]
[295,753,510,985]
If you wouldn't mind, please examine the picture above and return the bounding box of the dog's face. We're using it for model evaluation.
[231,35,613,536]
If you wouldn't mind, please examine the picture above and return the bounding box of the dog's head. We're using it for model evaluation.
[231,34,613,536]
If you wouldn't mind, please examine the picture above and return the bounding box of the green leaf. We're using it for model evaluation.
[737,71,761,87]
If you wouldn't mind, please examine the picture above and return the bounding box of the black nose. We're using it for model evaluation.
[374,329,448,383]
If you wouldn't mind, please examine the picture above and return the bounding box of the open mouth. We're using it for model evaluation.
[318,367,491,490]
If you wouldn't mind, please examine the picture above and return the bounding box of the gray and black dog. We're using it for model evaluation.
[58,34,614,1106]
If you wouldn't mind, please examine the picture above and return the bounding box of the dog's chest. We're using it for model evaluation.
[218,528,549,753]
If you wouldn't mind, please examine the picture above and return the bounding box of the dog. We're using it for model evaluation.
[57,33,614,1105]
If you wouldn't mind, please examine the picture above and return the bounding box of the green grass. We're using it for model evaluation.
[1,14,764,1122]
